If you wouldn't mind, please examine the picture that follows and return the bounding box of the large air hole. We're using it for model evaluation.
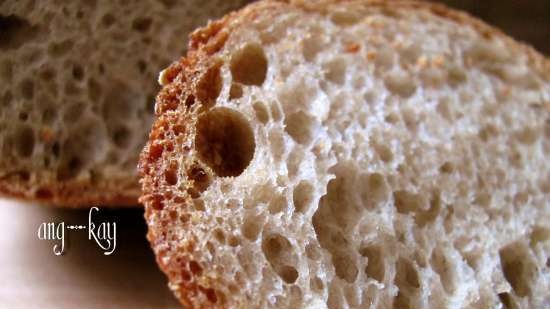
[499,241,536,297]
[195,107,255,177]
[230,43,267,86]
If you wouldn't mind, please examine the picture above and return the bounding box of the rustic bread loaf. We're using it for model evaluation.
[139,0,550,308]
[0,0,249,206]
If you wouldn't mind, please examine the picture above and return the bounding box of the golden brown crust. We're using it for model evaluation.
[139,1,550,308]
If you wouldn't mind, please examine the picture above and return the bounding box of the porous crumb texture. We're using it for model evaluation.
[139,1,550,308]
[0,0,249,206]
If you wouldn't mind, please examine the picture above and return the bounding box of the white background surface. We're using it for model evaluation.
[0,198,180,308]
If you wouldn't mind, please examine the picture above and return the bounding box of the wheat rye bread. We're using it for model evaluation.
[139,0,550,308]
[0,0,249,206]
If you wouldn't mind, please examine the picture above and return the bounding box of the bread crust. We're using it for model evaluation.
[139,1,549,308]
[0,178,138,207]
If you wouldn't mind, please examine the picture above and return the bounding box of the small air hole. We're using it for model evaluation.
[165,162,178,185]
[228,235,240,247]
[253,101,269,124]
[101,14,115,27]
[187,164,210,193]
[330,10,360,25]
[384,71,417,98]
[430,247,455,293]
[72,65,84,80]
[269,195,286,214]
[196,62,222,107]
[14,125,34,158]
[279,265,298,284]
[136,60,147,74]
[1,91,12,107]
[395,257,420,289]
[35,187,53,199]
[498,292,518,309]
[360,245,384,282]
[20,79,34,100]
[202,287,218,303]
[293,181,314,213]
[394,190,424,214]
[132,17,152,32]
[499,242,536,297]
[18,112,28,121]
[323,58,347,85]
[230,43,267,86]
[48,39,74,58]
[242,216,262,241]
[112,126,131,148]
[440,162,454,173]
[373,143,393,162]
[333,251,358,283]
[189,260,202,275]
[229,83,243,99]
[285,111,315,145]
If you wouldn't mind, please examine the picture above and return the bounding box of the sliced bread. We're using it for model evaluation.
[139,0,550,308]
[0,0,249,206]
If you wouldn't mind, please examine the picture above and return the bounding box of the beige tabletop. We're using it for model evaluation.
[0,198,181,309]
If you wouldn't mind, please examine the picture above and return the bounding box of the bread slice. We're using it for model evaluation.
[139,0,550,308]
[0,0,249,206]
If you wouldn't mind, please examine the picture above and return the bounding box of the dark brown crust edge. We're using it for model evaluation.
[139,1,550,308]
